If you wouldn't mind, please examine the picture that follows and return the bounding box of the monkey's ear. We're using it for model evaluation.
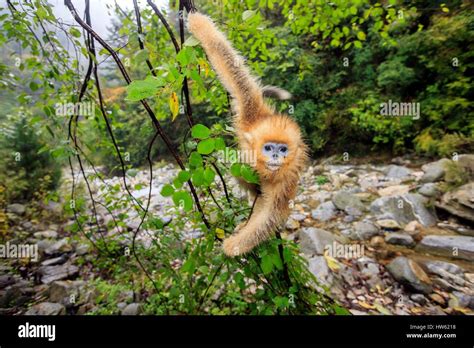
[262,85,292,100]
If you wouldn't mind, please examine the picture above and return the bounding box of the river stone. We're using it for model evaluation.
[307,256,333,287]
[416,235,474,261]
[385,233,415,247]
[435,182,474,223]
[299,227,341,256]
[370,193,437,227]
[25,302,66,315]
[311,201,337,221]
[332,191,366,215]
[7,203,26,215]
[386,257,433,294]
[121,302,142,315]
[378,185,410,197]
[423,260,464,276]
[418,183,440,197]
[39,263,79,284]
[45,238,73,255]
[385,165,413,180]
[351,221,380,240]
[34,230,58,239]
[420,158,451,183]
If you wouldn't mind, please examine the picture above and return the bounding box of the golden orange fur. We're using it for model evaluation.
[188,12,308,256]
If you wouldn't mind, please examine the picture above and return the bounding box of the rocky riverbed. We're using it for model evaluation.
[1,154,473,315]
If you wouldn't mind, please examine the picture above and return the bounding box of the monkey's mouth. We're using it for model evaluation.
[266,162,282,171]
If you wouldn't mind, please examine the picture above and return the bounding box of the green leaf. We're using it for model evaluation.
[178,170,191,182]
[214,137,226,151]
[172,191,193,211]
[261,254,274,274]
[230,163,241,177]
[126,76,164,101]
[242,10,256,21]
[183,35,200,46]
[192,168,205,186]
[197,138,215,155]
[354,40,362,49]
[241,164,259,184]
[134,49,149,63]
[69,27,81,38]
[203,167,216,185]
[357,31,366,41]
[161,184,174,197]
[189,151,203,168]
[191,124,211,139]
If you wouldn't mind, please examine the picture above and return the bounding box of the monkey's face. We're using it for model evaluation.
[262,142,289,171]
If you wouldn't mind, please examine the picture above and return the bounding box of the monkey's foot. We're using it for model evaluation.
[223,235,248,257]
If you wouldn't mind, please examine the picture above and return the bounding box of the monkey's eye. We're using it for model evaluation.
[279,146,288,153]
[264,145,272,152]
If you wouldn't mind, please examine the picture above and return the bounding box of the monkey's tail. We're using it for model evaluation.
[187,12,265,123]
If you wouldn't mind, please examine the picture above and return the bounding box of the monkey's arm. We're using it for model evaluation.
[187,13,265,122]
[222,181,294,256]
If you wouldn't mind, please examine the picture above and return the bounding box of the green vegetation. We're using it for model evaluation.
[0,0,472,315]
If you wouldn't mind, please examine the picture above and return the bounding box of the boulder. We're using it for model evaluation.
[386,257,432,294]
[299,227,343,256]
[332,191,366,216]
[121,303,142,315]
[25,302,66,315]
[39,263,79,284]
[436,182,474,223]
[385,233,415,247]
[416,235,474,261]
[6,203,26,216]
[311,201,337,222]
[351,221,380,240]
[385,165,413,180]
[420,158,451,183]
[370,193,437,227]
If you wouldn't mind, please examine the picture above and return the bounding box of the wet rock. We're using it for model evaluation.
[351,221,380,240]
[311,201,337,222]
[299,227,342,256]
[420,158,451,183]
[385,233,415,247]
[370,193,437,227]
[7,203,26,215]
[386,256,432,294]
[332,191,366,216]
[436,182,474,223]
[39,263,79,284]
[417,235,474,261]
[25,302,66,315]
[121,302,142,315]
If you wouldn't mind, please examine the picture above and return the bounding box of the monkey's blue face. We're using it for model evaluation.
[262,142,289,171]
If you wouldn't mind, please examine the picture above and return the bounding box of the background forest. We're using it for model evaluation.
[0,0,473,316]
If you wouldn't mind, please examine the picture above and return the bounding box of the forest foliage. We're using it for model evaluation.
[0,0,472,314]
